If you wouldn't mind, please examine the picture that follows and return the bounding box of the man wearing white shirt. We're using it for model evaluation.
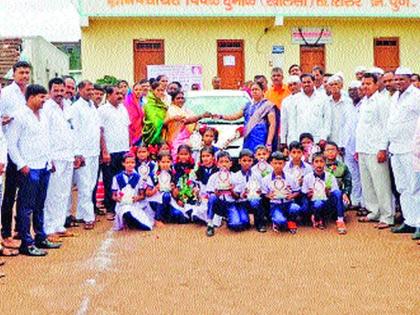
[327,75,354,149]
[0,61,31,250]
[7,84,61,256]
[98,85,130,220]
[312,66,325,95]
[63,75,77,104]
[356,73,393,228]
[67,81,100,230]
[43,78,79,240]
[280,75,301,145]
[291,73,331,145]
[387,68,420,237]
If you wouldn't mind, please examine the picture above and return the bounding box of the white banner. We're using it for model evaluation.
[79,0,418,18]
[147,64,203,91]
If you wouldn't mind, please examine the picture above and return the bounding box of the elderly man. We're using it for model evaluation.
[63,75,77,104]
[327,75,354,149]
[388,67,420,238]
[98,85,130,221]
[67,80,101,230]
[290,73,331,145]
[0,61,31,250]
[265,67,290,109]
[280,75,301,145]
[42,78,79,241]
[343,81,364,211]
[356,73,393,228]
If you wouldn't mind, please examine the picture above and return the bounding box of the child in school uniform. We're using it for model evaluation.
[135,143,157,179]
[284,141,313,220]
[261,152,301,234]
[147,151,189,224]
[301,153,347,235]
[206,151,242,237]
[199,126,220,153]
[300,133,321,164]
[324,141,352,207]
[112,153,154,231]
[232,149,266,232]
[190,146,219,224]
[251,145,273,178]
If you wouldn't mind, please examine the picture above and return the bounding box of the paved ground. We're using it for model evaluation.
[0,212,419,315]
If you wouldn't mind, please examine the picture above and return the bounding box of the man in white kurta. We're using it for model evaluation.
[43,78,78,238]
[327,75,354,149]
[290,74,331,144]
[413,116,420,241]
[356,73,393,227]
[387,68,420,236]
[67,81,101,229]
[280,75,301,145]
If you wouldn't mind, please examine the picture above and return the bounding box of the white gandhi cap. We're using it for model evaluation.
[395,67,413,76]
[348,80,362,89]
[287,75,301,84]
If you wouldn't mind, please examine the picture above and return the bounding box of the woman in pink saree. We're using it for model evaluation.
[165,90,211,158]
[125,80,149,146]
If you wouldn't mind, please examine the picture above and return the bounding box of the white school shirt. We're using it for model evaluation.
[0,81,26,118]
[292,90,331,143]
[7,105,51,170]
[387,85,420,154]
[284,160,312,184]
[355,91,390,154]
[206,171,235,202]
[280,93,298,144]
[111,172,153,192]
[232,169,263,202]
[328,94,354,148]
[260,172,300,204]
[301,172,339,194]
[43,98,76,161]
[98,102,130,154]
[66,97,101,158]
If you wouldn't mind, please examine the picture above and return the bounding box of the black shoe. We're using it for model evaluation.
[36,240,62,249]
[20,245,48,257]
[206,226,215,237]
[256,225,267,233]
[391,223,416,234]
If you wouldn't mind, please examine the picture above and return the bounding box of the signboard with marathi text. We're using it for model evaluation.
[78,0,419,18]
[147,64,203,91]
[292,27,333,44]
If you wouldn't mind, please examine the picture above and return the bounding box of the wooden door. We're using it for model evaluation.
[374,37,399,71]
[217,40,244,89]
[300,45,326,74]
[133,39,164,82]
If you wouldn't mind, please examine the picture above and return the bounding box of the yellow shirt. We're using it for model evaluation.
[265,85,290,109]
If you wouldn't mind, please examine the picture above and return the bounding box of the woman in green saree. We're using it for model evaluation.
[142,81,171,145]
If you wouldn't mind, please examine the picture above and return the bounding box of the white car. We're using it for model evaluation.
[184,90,250,158]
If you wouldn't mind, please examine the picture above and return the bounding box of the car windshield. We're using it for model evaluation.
[185,95,248,123]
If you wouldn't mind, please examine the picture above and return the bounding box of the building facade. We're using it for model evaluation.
[78,1,419,89]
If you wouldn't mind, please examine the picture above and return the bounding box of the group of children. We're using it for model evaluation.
[112,131,350,237]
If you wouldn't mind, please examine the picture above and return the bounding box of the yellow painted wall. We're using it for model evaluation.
[81,17,420,88]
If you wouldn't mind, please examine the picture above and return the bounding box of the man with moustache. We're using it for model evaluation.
[382,71,397,96]
[0,61,31,250]
[98,85,130,221]
[67,80,101,230]
[280,75,301,145]
[42,78,80,241]
[63,75,77,104]
[7,84,61,256]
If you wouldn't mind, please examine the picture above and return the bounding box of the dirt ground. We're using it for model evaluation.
[0,212,419,315]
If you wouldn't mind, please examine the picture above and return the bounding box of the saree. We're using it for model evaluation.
[124,90,144,146]
[142,91,168,145]
[166,104,196,158]
[243,99,276,152]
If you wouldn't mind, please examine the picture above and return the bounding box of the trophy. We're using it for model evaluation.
[291,166,304,182]
[246,179,260,200]
[158,171,172,192]
[256,160,271,178]
[138,163,149,190]
[189,130,202,151]
[217,169,231,191]
[312,178,327,201]
[272,177,290,200]
[120,186,136,205]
